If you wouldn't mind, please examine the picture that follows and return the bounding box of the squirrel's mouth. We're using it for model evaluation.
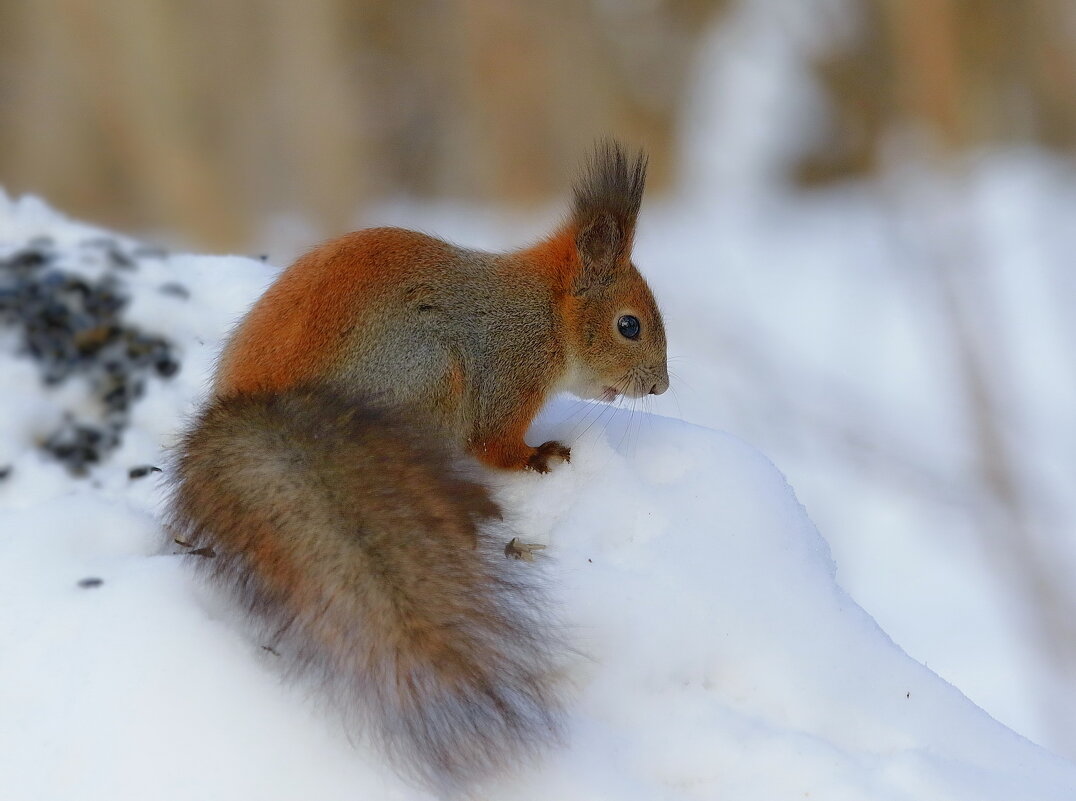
[600,386,619,402]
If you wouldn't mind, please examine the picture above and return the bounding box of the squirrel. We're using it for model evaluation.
[167,140,669,792]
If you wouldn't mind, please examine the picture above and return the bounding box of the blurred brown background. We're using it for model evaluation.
[2,0,1076,770]
[1,0,1074,249]
[2,0,1076,761]
[0,0,715,247]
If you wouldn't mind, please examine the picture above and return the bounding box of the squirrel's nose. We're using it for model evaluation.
[649,375,669,395]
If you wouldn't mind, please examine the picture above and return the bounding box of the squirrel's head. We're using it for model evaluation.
[561,141,669,401]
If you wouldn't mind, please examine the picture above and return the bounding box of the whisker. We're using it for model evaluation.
[556,396,598,428]
[564,396,612,439]
[666,381,685,420]
[615,397,634,454]
[667,366,695,390]
[581,373,635,443]
[632,398,641,454]
[576,394,619,442]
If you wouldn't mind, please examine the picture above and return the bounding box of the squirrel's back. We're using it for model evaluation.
[214,227,572,446]
[216,228,469,396]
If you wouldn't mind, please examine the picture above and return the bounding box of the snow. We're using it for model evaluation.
[356,149,1076,759]
[629,153,1076,755]
[669,0,1076,757]
[2,193,1075,800]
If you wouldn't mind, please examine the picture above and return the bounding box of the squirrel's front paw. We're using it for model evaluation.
[526,440,571,474]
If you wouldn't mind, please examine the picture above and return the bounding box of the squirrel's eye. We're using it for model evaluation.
[617,315,641,340]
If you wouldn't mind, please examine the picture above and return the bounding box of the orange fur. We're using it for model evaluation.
[169,141,668,792]
[217,229,458,395]
[475,387,549,471]
[516,228,579,293]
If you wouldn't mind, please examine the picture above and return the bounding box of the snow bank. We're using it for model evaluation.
[1,194,1074,800]
[360,155,1076,756]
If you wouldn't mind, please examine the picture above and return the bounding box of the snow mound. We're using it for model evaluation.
[1,193,1074,800]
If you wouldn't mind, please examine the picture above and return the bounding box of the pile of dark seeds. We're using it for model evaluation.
[0,235,183,475]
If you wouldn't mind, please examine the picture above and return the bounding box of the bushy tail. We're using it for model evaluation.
[167,386,564,790]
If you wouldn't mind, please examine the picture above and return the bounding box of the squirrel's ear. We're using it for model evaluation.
[570,140,647,295]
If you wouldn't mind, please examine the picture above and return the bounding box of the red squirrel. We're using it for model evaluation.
[168,141,668,791]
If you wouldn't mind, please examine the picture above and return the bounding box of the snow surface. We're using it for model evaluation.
[2,193,1075,800]
[354,150,1076,759]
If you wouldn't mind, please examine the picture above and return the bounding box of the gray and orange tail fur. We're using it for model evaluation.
[168,387,564,791]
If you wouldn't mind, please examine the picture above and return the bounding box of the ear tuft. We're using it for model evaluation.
[571,139,648,269]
